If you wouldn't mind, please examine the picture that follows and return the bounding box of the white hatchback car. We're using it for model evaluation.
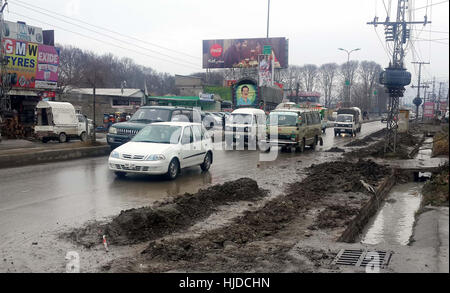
[108,122,213,180]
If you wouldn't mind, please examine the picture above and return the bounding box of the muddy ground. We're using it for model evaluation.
[86,159,390,273]
[63,178,267,247]
[345,126,422,159]
[61,123,434,273]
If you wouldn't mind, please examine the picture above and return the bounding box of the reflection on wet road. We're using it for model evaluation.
[0,122,384,244]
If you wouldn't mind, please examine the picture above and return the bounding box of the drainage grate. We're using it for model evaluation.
[333,249,393,268]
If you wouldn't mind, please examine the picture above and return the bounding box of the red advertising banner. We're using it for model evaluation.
[423,102,435,118]
[35,44,60,89]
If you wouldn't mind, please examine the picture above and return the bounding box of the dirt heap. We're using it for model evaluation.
[345,132,421,159]
[132,160,390,270]
[64,178,267,247]
[422,163,449,207]
[314,205,361,229]
[326,147,345,153]
[297,159,390,194]
[432,126,449,157]
[345,129,386,147]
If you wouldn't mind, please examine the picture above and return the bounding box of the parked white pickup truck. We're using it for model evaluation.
[35,101,93,143]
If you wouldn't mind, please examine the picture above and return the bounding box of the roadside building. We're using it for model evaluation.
[175,75,203,96]
[60,88,145,127]
[147,95,220,112]
[0,21,59,139]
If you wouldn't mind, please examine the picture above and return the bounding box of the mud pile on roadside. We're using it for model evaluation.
[313,205,361,229]
[345,132,420,159]
[64,178,267,247]
[345,129,386,147]
[326,147,345,153]
[297,159,390,194]
[422,163,449,207]
[133,159,390,270]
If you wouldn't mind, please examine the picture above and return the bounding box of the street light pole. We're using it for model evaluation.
[338,48,361,107]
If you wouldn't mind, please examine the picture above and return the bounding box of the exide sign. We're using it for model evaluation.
[210,44,223,58]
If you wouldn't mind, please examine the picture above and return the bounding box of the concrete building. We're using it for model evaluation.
[175,75,203,96]
[60,88,145,126]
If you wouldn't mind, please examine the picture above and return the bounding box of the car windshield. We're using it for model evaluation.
[337,115,353,122]
[132,125,182,144]
[228,114,252,125]
[268,113,298,126]
[129,108,171,123]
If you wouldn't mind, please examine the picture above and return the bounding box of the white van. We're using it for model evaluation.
[225,108,267,148]
[35,101,92,143]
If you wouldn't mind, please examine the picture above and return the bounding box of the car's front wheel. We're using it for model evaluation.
[200,152,212,172]
[166,159,180,180]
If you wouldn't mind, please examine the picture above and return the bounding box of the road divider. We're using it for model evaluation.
[0,144,111,169]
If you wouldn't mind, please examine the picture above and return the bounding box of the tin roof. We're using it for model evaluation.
[65,88,145,98]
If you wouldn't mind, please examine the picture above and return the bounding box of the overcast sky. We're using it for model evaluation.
[4,0,449,97]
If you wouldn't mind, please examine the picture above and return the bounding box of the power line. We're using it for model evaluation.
[8,0,201,60]
[7,11,200,71]
[8,0,200,67]
[411,0,449,11]
[413,37,449,41]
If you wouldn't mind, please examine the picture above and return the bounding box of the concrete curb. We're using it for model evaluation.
[0,145,111,169]
[338,171,397,243]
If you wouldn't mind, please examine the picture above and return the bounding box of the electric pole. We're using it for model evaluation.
[368,0,431,153]
[411,61,430,121]
[267,0,270,39]
[0,0,11,116]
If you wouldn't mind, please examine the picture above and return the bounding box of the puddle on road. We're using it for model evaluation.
[360,183,423,246]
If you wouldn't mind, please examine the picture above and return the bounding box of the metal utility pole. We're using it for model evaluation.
[338,48,361,108]
[368,0,431,153]
[437,81,444,119]
[411,61,430,120]
[0,0,11,115]
[267,0,270,38]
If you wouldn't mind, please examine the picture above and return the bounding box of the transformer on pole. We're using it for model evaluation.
[368,0,430,153]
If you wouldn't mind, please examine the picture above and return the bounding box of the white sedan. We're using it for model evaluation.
[108,122,214,180]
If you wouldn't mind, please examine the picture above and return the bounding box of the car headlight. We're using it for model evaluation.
[146,154,166,161]
[109,127,117,134]
[110,151,120,159]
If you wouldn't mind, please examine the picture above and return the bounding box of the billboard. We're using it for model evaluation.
[234,80,259,108]
[258,54,273,87]
[423,102,435,118]
[3,38,38,88]
[35,44,60,89]
[3,21,43,44]
[2,38,59,89]
[203,37,288,69]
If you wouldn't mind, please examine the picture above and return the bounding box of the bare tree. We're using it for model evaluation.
[299,64,318,92]
[358,61,382,112]
[318,63,339,108]
[339,60,359,106]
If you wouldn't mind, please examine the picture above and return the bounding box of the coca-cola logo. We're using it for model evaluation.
[210,44,223,58]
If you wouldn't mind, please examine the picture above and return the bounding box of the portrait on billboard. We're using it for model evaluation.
[236,84,257,107]
[203,37,287,69]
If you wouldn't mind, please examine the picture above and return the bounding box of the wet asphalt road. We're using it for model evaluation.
[0,121,384,271]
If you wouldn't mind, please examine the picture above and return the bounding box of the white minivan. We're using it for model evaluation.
[35,101,92,143]
[225,108,267,148]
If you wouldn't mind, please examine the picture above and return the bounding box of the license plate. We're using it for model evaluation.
[124,164,136,170]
